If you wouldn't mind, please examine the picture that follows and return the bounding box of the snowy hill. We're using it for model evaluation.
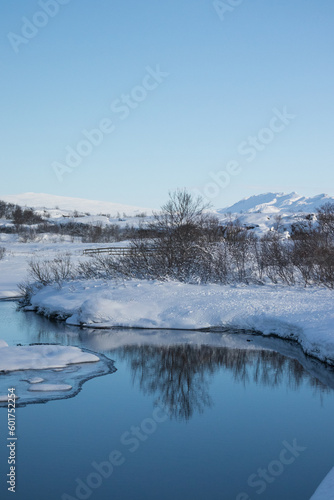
[0,193,153,217]
[1,191,333,238]
[218,192,334,215]
[214,192,334,238]
[2,191,333,219]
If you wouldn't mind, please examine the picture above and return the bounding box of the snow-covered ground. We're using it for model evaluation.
[25,279,334,366]
[0,235,133,298]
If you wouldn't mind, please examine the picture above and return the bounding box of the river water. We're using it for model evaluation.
[0,301,334,500]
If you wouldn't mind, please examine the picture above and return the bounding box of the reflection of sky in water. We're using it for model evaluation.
[11,304,334,401]
[1,302,334,500]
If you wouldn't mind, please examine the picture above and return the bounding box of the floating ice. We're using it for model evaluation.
[0,343,116,406]
[28,383,72,392]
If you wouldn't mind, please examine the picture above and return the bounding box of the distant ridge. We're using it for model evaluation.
[0,193,153,216]
[1,191,333,219]
[218,192,334,215]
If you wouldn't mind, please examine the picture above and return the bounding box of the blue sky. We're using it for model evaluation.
[0,0,333,209]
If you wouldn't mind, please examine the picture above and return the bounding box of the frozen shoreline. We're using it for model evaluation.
[24,278,334,366]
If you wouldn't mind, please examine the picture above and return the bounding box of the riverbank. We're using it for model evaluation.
[24,278,334,366]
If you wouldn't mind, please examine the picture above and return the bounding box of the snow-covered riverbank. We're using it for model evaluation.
[25,279,334,365]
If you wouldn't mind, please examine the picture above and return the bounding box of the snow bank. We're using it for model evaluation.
[310,467,334,499]
[28,279,334,365]
[0,344,99,371]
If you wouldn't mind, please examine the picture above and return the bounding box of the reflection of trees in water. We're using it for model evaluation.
[120,345,214,420]
[28,321,333,419]
[117,345,331,420]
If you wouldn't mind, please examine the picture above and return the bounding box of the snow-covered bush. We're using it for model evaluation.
[19,253,75,305]
[260,232,295,285]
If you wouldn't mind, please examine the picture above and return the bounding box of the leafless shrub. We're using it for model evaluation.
[17,280,38,305]
[260,232,295,285]
[223,220,258,283]
[291,212,334,288]
[49,254,73,284]
[78,254,123,280]
[28,258,53,286]
[317,202,334,240]
[28,253,74,287]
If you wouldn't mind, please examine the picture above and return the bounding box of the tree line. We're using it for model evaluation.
[0,200,147,243]
[78,190,334,288]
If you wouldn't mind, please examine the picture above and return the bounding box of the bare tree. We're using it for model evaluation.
[317,202,334,243]
[126,189,221,282]
[260,232,295,285]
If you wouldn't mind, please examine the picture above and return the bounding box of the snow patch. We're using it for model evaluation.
[25,377,45,384]
[28,383,72,392]
[310,467,334,500]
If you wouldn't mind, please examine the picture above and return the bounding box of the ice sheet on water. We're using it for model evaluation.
[0,347,116,406]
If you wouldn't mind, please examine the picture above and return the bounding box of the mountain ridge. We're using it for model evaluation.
[1,191,333,218]
[0,192,153,216]
[218,192,334,215]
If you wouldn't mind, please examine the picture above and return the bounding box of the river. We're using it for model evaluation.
[0,301,334,499]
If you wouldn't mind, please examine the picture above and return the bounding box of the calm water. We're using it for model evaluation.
[1,301,334,500]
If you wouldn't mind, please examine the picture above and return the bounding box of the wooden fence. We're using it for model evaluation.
[83,246,157,256]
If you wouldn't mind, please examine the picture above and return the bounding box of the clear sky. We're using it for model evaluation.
[0,0,333,209]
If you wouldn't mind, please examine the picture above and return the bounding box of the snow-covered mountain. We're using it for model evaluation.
[2,191,333,218]
[218,192,334,215]
[215,192,334,237]
[0,192,153,217]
